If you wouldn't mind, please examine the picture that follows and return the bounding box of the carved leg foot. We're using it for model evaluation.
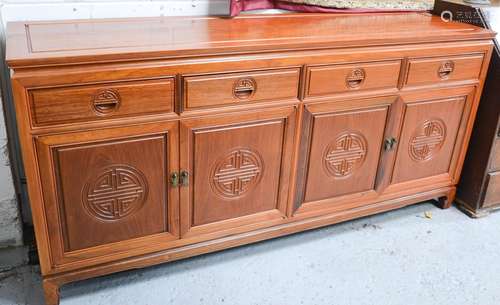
[42,279,60,305]
[436,187,456,209]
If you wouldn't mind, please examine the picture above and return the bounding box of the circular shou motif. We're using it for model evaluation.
[82,165,148,221]
[409,119,447,162]
[210,149,263,199]
[323,132,367,177]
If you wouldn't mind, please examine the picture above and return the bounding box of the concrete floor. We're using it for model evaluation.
[1,202,500,305]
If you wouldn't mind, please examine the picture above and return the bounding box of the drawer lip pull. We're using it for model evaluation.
[438,60,455,79]
[346,68,366,89]
[92,88,121,115]
[232,77,257,99]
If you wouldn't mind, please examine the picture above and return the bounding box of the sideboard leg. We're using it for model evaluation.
[436,187,456,209]
[42,279,60,305]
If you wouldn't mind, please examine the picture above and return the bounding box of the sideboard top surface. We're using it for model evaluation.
[6,12,495,68]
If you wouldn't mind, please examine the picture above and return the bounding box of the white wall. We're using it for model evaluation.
[1,0,229,24]
[0,2,20,248]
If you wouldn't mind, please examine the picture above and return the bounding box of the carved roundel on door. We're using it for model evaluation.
[210,148,263,199]
[409,119,447,162]
[82,165,148,221]
[323,131,367,177]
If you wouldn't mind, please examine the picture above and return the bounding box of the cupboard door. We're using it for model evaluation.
[390,88,474,186]
[180,106,296,237]
[36,122,179,268]
[294,97,396,215]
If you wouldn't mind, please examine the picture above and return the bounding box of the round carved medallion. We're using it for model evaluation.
[323,132,367,177]
[210,148,263,199]
[409,119,446,162]
[82,165,148,221]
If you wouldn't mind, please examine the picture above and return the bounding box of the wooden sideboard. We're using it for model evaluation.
[5,13,494,305]
[434,0,500,217]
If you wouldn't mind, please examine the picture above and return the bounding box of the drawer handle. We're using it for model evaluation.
[346,68,366,89]
[92,89,121,115]
[438,61,455,79]
[233,77,257,99]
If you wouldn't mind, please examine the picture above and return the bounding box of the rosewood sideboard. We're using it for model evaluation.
[5,13,495,305]
[434,0,500,217]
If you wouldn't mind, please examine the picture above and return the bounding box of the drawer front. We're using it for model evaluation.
[306,60,401,96]
[484,172,500,207]
[490,137,500,171]
[30,78,175,126]
[183,68,300,110]
[405,54,484,87]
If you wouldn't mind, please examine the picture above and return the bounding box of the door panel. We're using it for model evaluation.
[391,97,467,184]
[294,97,396,215]
[304,107,388,202]
[180,106,296,237]
[56,136,167,251]
[192,122,283,226]
[36,122,179,266]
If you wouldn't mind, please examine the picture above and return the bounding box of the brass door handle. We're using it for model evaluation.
[384,137,398,151]
[180,170,189,187]
[170,172,179,187]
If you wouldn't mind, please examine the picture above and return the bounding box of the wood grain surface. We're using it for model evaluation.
[5,12,495,305]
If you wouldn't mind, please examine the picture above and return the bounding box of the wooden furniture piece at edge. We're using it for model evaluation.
[5,13,495,305]
[434,0,500,217]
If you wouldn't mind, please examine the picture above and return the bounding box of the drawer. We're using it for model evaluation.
[306,60,401,96]
[490,136,500,171]
[484,171,500,207]
[29,78,175,126]
[183,68,300,110]
[404,54,484,87]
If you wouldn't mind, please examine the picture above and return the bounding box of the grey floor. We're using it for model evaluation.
[2,202,500,305]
